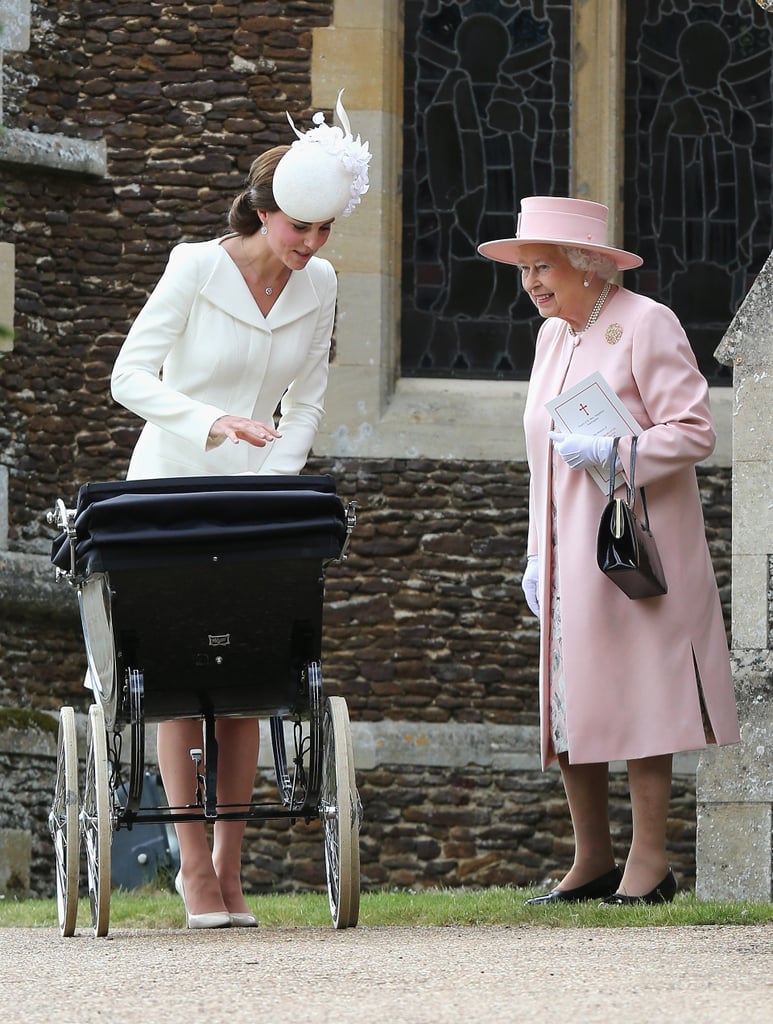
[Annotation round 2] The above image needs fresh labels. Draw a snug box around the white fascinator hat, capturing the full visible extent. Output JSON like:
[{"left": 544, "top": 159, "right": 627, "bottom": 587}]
[{"left": 273, "top": 90, "right": 372, "bottom": 223}]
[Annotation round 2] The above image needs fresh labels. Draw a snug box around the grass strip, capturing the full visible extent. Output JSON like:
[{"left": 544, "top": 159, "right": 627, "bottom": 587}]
[{"left": 1, "top": 886, "right": 771, "bottom": 931}]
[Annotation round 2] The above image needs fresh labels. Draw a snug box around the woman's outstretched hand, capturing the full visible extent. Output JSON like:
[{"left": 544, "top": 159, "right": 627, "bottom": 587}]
[{"left": 209, "top": 415, "right": 282, "bottom": 448}]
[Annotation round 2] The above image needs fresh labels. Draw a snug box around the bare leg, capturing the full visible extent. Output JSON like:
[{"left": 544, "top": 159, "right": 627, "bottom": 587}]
[
  {"left": 156, "top": 719, "right": 227, "bottom": 916},
  {"left": 555, "top": 753, "right": 617, "bottom": 889},
  {"left": 212, "top": 717, "right": 260, "bottom": 915},
  {"left": 618, "top": 753, "right": 672, "bottom": 895}
]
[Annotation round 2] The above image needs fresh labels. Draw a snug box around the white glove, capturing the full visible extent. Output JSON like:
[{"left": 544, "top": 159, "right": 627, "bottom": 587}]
[
  {"left": 549, "top": 431, "right": 615, "bottom": 471},
  {"left": 522, "top": 555, "right": 540, "bottom": 619}
]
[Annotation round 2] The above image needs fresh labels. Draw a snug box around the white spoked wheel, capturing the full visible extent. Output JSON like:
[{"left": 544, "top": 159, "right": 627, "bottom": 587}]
[
  {"left": 49, "top": 707, "right": 80, "bottom": 937},
  {"left": 321, "top": 696, "right": 360, "bottom": 929},
  {"left": 82, "top": 702, "right": 112, "bottom": 937}
]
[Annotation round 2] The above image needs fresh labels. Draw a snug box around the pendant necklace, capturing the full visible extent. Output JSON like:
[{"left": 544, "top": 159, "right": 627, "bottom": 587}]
[
  {"left": 261, "top": 270, "right": 287, "bottom": 297},
  {"left": 264, "top": 274, "right": 287, "bottom": 297},
  {"left": 568, "top": 281, "right": 612, "bottom": 337},
  {"left": 240, "top": 236, "right": 281, "bottom": 296}
]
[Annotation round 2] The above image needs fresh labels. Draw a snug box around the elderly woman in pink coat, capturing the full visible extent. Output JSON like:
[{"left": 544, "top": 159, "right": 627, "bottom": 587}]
[{"left": 478, "top": 197, "right": 739, "bottom": 905}]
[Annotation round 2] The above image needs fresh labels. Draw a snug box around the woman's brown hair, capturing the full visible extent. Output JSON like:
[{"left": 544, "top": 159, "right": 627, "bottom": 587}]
[{"left": 228, "top": 145, "right": 291, "bottom": 236}]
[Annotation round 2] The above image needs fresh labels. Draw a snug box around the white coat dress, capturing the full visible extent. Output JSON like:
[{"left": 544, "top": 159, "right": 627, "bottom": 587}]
[{"left": 111, "top": 236, "right": 337, "bottom": 479}]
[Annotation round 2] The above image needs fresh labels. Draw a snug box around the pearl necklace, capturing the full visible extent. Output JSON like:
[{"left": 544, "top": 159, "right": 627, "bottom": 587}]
[{"left": 568, "top": 282, "right": 612, "bottom": 337}]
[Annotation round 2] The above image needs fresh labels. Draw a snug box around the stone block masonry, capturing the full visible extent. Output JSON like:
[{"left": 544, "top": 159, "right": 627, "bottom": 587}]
[
  {"left": 697, "top": 250, "right": 773, "bottom": 902},
  {"left": 0, "top": 709, "right": 57, "bottom": 897}
]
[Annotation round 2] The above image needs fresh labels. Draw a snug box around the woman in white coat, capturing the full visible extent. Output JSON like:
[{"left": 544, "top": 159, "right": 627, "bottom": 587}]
[
  {"left": 111, "top": 93, "right": 370, "bottom": 928},
  {"left": 478, "top": 197, "right": 739, "bottom": 906}
]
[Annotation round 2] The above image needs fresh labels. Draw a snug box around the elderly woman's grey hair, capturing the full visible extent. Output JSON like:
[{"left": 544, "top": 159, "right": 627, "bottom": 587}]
[{"left": 561, "top": 246, "right": 618, "bottom": 281}]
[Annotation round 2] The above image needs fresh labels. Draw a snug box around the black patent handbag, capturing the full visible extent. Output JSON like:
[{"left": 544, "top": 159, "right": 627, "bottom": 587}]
[{"left": 596, "top": 436, "right": 668, "bottom": 599}]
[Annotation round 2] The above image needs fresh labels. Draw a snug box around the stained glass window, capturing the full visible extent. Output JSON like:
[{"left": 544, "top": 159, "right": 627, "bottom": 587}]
[
  {"left": 623, "top": 1, "right": 773, "bottom": 385},
  {"left": 401, "top": 0, "right": 572, "bottom": 379}
]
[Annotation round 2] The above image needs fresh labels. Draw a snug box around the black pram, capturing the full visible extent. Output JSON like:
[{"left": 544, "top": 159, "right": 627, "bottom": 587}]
[{"left": 47, "top": 475, "right": 360, "bottom": 936}]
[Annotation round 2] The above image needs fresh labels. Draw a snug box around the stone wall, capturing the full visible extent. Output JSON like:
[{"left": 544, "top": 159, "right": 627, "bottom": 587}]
[
  {"left": 697, "top": 250, "right": 773, "bottom": 902},
  {"left": 0, "top": 710, "right": 58, "bottom": 896}
]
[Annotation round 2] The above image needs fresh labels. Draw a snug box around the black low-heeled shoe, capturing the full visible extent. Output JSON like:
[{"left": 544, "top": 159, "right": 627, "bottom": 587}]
[
  {"left": 524, "top": 865, "right": 623, "bottom": 906},
  {"left": 598, "top": 869, "right": 678, "bottom": 906}
]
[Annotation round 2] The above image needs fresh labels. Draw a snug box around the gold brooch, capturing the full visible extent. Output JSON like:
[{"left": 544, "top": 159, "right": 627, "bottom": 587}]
[{"left": 605, "top": 323, "right": 623, "bottom": 345}]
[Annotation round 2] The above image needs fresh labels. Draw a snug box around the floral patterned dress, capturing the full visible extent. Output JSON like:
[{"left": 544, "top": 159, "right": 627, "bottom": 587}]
[{"left": 549, "top": 489, "right": 569, "bottom": 755}]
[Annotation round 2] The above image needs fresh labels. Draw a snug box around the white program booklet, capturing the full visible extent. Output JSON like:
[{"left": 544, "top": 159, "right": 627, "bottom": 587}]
[{"left": 545, "top": 371, "right": 642, "bottom": 492}]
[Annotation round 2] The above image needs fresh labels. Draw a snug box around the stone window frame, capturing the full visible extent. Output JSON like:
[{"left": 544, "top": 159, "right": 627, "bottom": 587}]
[{"left": 310, "top": 0, "right": 731, "bottom": 466}]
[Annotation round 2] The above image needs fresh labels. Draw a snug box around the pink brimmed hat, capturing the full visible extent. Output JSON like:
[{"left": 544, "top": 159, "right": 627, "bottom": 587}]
[{"left": 477, "top": 196, "right": 642, "bottom": 270}]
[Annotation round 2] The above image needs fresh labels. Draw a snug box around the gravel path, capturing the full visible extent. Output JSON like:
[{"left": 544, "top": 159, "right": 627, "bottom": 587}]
[{"left": 2, "top": 924, "right": 771, "bottom": 1023}]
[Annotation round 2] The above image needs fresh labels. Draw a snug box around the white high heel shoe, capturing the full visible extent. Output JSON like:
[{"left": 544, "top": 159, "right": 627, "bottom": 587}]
[
  {"left": 174, "top": 871, "right": 231, "bottom": 930},
  {"left": 229, "top": 911, "right": 259, "bottom": 928}
]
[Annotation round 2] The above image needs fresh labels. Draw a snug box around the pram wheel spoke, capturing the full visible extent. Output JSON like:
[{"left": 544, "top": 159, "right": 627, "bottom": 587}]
[
  {"left": 321, "top": 696, "right": 360, "bottom": 929},
  {"left": 82, "top": 702, "right": 112, "bottom": 937},
  {"left": 49, "top": 706, "right": 80, "bottom": 937}
]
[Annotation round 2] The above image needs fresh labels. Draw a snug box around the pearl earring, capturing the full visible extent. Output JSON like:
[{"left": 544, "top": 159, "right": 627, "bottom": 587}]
[{"left": 583, "top": 279, "right": 590, "bottom": 288}]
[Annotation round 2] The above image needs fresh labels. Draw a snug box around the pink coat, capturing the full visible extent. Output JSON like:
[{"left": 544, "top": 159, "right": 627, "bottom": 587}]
[{"left": 523, "top": 287, "right": 739, "bottom": 768}]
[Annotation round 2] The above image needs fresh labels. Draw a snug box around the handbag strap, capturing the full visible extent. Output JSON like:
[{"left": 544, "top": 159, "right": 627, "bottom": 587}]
[
  {"left": 628, "top": 434, "right": 637, "bottom": 493},
  {"left": 607, "top": 437, "right": 620, "bottom": 501},
  {"left": 609, "top": 435, "right": 652, "bottom": 532}
]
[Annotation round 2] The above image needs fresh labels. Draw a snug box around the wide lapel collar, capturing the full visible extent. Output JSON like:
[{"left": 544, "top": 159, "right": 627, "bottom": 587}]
[
  {"left": 200, "top": 244, "right": 267, "bottom": 329},
  {"left": 266, "top": 264, "right": 320, "bottom": 328},
  {"left": 200, "top": 243, "right": 321, "bottom": 331}
]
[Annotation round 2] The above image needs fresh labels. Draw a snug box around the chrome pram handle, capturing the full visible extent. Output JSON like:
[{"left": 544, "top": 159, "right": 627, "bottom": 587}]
[
  {"left": 338, "top": 500, "right": 357, "bottom": 562},
  {"left": 46, "top": 498, "right": 78, "bottom": 584}
]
